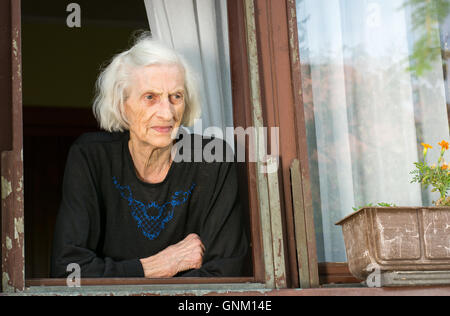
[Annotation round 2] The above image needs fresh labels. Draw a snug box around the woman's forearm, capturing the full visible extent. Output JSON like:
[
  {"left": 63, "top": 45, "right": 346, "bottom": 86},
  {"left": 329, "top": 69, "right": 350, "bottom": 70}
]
[
  {"left": 140, "top": 233, "right": 204, "bottom": 278},
  {"left": 139, "top": 253, "right": 176, "bottom": 278}
]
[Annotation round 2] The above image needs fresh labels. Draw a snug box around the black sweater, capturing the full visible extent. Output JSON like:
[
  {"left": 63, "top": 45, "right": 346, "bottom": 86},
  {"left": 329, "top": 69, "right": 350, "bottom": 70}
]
[{"left": 50, "top": 131, "right": 248, "bottom": 278}]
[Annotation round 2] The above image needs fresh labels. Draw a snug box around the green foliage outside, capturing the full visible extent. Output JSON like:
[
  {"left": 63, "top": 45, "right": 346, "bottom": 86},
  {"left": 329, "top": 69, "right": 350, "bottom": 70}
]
[
  {"left": 411, "top": 141, "right": 450, "bottom": 206},
  {"left": 402, "top": 0, "right": 450, "bottom": 76}
]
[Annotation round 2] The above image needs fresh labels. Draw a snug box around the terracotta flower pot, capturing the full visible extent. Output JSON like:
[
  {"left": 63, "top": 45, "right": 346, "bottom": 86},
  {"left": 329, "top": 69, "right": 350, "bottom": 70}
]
[{"left": 336, "top": 207, "right": 450, "bottom": 286}]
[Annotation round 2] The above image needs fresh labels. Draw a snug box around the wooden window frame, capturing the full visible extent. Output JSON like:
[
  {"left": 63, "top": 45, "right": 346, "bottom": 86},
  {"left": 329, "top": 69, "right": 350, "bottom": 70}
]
[
  {"left": 3, "top": 0, "right": 450, "bottom": 296},
  {"left": 1, "top": 0, "right": 24, "bottom": 294},
  {"left": 1, "top": 0, "right": 320, "bottom": 294},
  {"left": 284, "top": 0, "right": 450, "bottom": 290}
]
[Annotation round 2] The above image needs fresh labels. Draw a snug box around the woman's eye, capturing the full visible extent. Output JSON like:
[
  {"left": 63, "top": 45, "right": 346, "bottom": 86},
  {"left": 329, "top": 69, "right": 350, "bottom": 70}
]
[
  {"left": 170, "top": 93, "right": 184, "bottom": 104},
  {"left": 145, "top": 94, "right": 158, "bottom": 104}
]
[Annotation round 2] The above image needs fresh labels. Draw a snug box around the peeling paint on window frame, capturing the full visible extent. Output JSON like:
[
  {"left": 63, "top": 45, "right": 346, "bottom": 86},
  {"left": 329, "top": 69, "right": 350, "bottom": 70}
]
[{"left": 0, "top": 0, "right": 292, "bottom": 296}]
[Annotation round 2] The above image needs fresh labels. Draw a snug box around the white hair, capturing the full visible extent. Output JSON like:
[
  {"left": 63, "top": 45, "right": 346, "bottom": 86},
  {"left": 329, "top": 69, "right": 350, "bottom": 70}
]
[{"left": 93, "top": 36, "right": 201, "bottom": 132}]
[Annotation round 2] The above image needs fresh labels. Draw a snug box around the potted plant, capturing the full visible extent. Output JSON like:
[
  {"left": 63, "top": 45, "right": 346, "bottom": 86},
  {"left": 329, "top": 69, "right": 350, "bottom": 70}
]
[{"left": 336, "top": 141, "right": 450, "bottom": 287}]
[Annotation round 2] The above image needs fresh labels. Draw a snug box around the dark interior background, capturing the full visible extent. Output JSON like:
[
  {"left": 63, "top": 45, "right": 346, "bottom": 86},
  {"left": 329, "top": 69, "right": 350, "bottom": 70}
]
[
  {"left": 22, "top": 0, "right": 253, "bottom": 279},
  {"left": 22, "top": 0, "right": 149, "bottom": 278}
]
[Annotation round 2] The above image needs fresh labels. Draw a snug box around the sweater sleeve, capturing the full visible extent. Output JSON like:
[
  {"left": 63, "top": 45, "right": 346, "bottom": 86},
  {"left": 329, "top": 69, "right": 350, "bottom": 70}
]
[
  {"left": 50, "top": 143, "right": 144, "bottom": 278},
  {"left": 180, "top": 160, "right": 249, "bottom": 277}
]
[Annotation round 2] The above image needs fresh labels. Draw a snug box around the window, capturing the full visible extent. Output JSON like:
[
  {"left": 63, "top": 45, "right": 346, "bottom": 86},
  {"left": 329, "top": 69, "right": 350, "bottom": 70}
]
[
  {"left": 4, "top": 0, "right": 449, "bottom": 296},
  {"left": 20, "top": 0, "right": 257, "bottom": 286},
  {"left": 3, "top": 0, "right": 305, "bottom": 293},
  {"left": 295, "top": 0, "right": 450, "bottom": 264},
  {"left": 22, "top": 0, "right": 150, "bottom": 281}
]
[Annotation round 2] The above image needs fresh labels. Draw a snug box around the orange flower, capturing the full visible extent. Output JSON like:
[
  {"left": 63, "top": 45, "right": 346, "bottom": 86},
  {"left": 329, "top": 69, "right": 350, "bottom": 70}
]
[
  {"left": 438, "top": 140, "right": 449, "bottom": 151},
  {"left": 421, "top": 143, "right": 433, "bottom": 158},
  {"left": 442, "top": 163, "right": 449, "bottom": 170}
]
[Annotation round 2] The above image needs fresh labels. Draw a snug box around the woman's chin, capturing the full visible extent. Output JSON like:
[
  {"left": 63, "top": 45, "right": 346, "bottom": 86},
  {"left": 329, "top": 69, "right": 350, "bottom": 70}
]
[{"left": 146, "top": 135, "right": 174, "bottom": 149}]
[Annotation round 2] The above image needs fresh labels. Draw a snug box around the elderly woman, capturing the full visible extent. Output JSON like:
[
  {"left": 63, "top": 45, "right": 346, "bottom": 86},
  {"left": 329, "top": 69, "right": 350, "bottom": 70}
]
[{"left": 50, "top": 37, "right": 248, "bottom": 278}]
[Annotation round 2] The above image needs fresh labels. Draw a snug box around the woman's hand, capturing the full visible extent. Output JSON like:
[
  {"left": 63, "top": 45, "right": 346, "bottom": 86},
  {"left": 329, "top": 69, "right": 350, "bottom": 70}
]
[{"left": 139, "top": 233, "right": 205, "bottom": 278}]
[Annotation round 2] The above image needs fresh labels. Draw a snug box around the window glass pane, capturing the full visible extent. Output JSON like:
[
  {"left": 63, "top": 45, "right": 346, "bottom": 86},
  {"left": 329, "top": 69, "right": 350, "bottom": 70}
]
[
  {"left": 296, "top": 0, "right": 450, "bottom": 262},
  {"left": 441, "top": 8, "right": 450, "bottom": 123}
]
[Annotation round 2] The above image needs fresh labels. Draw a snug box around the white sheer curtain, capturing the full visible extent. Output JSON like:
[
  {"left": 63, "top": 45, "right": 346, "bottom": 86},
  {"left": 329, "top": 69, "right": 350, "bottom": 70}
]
[
  {"left": 296, "top": 0, "right": 450, "bottom": 262},
  {"left": 144, "top": 0, "right": 234, "bottom": 133}
]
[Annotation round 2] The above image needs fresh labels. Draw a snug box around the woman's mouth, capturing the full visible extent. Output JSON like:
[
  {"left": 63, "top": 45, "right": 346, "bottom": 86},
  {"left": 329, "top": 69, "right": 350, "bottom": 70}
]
[{"left": 152, "top": 126, "right": 173, "bottom": 134}]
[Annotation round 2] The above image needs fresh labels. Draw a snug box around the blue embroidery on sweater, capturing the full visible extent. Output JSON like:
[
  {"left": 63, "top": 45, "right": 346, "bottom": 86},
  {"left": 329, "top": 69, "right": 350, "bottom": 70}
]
[{"left": 112, "top": 177, "right": 196, "bottom": 240}]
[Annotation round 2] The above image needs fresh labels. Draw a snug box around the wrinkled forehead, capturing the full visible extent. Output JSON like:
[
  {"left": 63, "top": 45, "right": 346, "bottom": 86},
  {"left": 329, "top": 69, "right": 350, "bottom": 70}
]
[{"left": 129, "top": 63, "right": 186, "bottom": 94}]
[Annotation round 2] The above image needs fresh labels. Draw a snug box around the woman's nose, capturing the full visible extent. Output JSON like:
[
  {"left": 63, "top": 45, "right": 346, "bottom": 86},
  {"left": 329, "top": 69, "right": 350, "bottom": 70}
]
[{"left": 156, "top": 99, "right": 175, "bottom": 120}]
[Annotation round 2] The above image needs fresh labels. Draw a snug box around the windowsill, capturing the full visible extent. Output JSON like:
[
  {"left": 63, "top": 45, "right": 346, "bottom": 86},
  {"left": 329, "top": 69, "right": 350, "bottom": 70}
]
[
  {"left": 20, "top": 278, "right": 267, "bottom": 296},
  {"left": 25, "top": 277, "right": 256, "bottom": 287},
  {"left": 6, "top": 283, "right": 450, "bottom": 296}
]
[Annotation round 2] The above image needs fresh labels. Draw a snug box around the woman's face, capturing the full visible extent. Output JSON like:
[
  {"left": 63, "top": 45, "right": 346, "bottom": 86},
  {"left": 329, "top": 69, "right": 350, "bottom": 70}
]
[{"left": 124, "top": 64, "right": 186, "bottom": 149}]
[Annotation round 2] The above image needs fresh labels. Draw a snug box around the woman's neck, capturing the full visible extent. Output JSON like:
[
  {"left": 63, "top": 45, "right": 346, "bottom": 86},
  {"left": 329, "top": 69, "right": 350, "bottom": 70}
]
[{"left": 128, "top": 137, "right": 173, "bottom": 184}]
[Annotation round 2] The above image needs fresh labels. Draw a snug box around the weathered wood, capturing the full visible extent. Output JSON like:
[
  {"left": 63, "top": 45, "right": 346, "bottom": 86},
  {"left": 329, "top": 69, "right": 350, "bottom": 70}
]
[
  {"left": 11, "top": 284, "right": 450, "bottom": 296},
  {"left": 0, "top": 0, "right": 12, "bottom": 154},
  {"left": 253, "top": 0, "right": 299, "bottom": 288},
  {"left": 290, "top": 159, "right": 310, "bottom": 288},
  {"left": 227, "top": 0, "right": 266, "bottom": 283},
  {"left": 242, "top": 0, "right": 287, "bottom": 289},
  {"left": 252, "top": 0, "right": 321, "bottom": 289},
  {"left": 266, "top": 158, "right": 287, "bottom": 289},
  {"left": 26, "top": 277, "right": 256, "bottom": 287},
  {"left": 243, "top": 0, "right": 275, "bottom": 289},
  {"left": 285, "top": 0, "right": 320, "bottom": 288},
  {"left": 1, "top": 0, "right": 25, "bottom": 293},
  {"left": 318, "top": 262, "right": 361, "bottom": 285}
]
